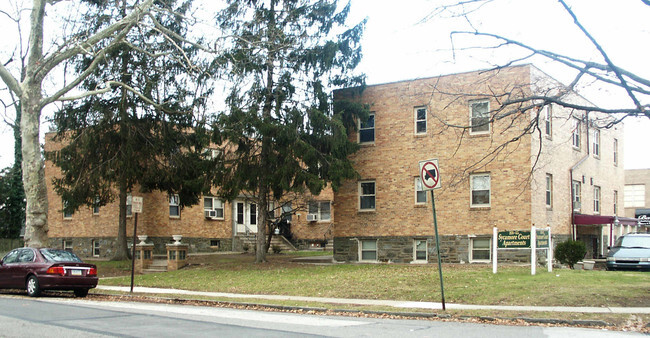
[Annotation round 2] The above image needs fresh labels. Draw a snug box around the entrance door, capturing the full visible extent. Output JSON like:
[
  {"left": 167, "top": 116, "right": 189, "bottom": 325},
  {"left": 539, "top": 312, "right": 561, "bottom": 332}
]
[{"left": 235, "top": 200, "right": 257, "bottom": 234}]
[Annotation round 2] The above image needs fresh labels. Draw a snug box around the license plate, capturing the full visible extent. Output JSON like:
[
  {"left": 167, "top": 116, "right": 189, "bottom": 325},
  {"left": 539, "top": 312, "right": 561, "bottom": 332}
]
[{"left": 70, "top": 269, "right": 82, "bottom": 276}]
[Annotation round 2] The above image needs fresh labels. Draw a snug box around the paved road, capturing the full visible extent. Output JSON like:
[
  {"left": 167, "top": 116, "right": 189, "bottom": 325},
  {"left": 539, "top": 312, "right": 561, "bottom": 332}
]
[{"left": 0, "top": 295, "right": 644, "bottom": 337}]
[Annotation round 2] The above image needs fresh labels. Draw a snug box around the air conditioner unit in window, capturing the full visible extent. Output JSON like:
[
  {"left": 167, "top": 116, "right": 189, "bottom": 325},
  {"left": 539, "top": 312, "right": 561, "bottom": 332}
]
[
  {"left": 205, "top": 210, "right": 217, "bottom": 219},
  {"left": 306, "top": 214, "right": 318, "bottom": 222},
  {"left": 573, "top": 201, "right": 581, "bottom": 212}
]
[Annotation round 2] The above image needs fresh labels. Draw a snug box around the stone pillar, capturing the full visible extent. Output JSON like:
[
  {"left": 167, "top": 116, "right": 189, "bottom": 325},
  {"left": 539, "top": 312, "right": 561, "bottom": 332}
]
[
  {"left": 166, "top": 236, "right": 188, "bottom": 271},
  {"left": 135, "top": 244, "right": 154, "bottom": 274}
]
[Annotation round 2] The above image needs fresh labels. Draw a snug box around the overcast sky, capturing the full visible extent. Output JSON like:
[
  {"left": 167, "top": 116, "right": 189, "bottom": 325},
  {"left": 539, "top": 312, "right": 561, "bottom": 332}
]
[{"left": 0, "top": 0, "right": 648, "bottom": 169}]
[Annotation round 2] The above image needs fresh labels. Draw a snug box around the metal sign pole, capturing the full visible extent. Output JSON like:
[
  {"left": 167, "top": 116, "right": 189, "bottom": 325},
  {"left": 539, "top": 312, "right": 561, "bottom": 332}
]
[
  {"left": 130, "top": 213, "right": 138, "bottom": 293},
  {"left": 431, "top": 190, "right": 446, "bottom": 310}
]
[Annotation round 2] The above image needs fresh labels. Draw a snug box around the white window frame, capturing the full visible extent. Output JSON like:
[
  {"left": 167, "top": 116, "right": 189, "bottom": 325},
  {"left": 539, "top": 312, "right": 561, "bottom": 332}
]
[
  {"left": 545, "top": 174, "right": 553, "bottom": 208},
  {"left": 308, "top": 201, "right": 332, "bottom": 222},
  {"left": 413, "top": 239, "right": 428, "bottom": 262},
  {"left": 92, "top": 240, "right": 100, "bottom": 257},
  {"left": 542, "top": 105, "right": 552, "bottom": 138},
  {"left": 614, "top": 190, "right": 618, "bottom": 215},
  {"left": 203, "top": 196, "right": 225, "bottom": 220},
  {"left": 414, "top": 106, "right": 427, "bottom": 135},
  {"left": 92, "top": 196, "right": 100, "bottom": 215},
  {"left": 281, "top": 202, "right": 292, "bottom": 222},
  {"left": 359, "top": 180, "right": 376, "bottom": 211},
  {"left": 249, "top": 203, "right": 257, "bottom": 225},
  {"left": 613, "top": 138, "right": 618, "bottom": 166},
  {"left": 469, "top": 99, "right": 490, "bottom": 135},
  {"left": 594, "top": 185, "right": 601, "bottom": 214},
  {"left": 572, "top": 118, "right": 581, "bottom": 149},
  {"left": 414, "top": 177, "right": 427, "bottom": 204},
  {"left": 359, "top": 239, "right": 377, "bottom": 262},
  {"left": 572, "top": 180, "right": 582, "bottom": 211},
  {"left": 204, "top": 147, "right": 221, "bottom": 160},
  {"left": 126, "top": 194, "right": 133, "bottom": 217},
  {"left": 62, "top": 199, "right": 73, "bottom": 219},
  {"left": 592, "top": 128, "right": 600, "bottom": 157},
  {"left": 169, "top": 194, "right": 180, "bottom": 218},
  {"left": 358, "top": 113, "right": 375, "bottom": 144},
  {"left": 470, "top": 173, "right": 491, "bottom": 207},
  {"left": 470, "top": 237, "right": 491, "bottom": 262},
  {"left": 63, "top": 240, "right": 73, "bottom": 252}
]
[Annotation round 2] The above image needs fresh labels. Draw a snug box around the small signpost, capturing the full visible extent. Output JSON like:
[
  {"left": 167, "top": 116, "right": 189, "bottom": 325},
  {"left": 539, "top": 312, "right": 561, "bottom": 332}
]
[
  {"left": 418, "top": 159, "right": 445, "bottom": 310},
  {"left": 492, "top": 226, "right": 552, "bottom": 275},
  {"left": 130, "top": 196, "right": 143, "bottom": 293}
]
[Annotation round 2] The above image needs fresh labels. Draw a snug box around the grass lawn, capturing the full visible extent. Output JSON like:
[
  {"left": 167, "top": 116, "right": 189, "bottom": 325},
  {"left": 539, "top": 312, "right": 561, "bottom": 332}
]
[{"left": 96, "top": 252, "right": 650, "bottom": 307}]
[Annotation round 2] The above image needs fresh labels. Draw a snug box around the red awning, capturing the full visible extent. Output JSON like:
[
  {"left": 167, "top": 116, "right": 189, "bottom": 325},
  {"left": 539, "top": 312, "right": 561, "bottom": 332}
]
[{"left": 573, "top": 213, "right": 638, "bottom": 226}]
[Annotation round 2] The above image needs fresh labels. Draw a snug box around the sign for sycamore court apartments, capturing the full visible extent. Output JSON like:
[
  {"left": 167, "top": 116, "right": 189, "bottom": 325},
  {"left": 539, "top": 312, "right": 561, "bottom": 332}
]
[{"left": 497, "top": 229, "right": 550, "bottom": 249}]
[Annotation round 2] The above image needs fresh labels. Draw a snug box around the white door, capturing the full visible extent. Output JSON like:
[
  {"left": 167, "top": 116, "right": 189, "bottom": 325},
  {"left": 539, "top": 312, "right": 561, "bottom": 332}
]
[{"left": 235, "top": 201, "right": 257, "bottom": 234}]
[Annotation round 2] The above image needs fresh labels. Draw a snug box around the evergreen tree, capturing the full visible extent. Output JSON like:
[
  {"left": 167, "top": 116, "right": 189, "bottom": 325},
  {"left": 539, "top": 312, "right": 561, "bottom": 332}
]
[
  {"left": 0, "top": 104, "right": 26, "bottom": 239},
  {"left": 47, "top": 0, "right": 213, "bottom": 260},
  {"left": 214, "top": 0, "right": 368, "bottom": 262}
]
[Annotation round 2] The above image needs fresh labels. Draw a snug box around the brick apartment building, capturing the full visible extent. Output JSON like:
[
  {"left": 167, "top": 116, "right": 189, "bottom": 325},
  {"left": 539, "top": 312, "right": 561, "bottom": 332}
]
[
  {"left": 44, "top": 134, "right": 335, "bottom": 258},
  {"left": 331, "top": 64, "right": 631, "bottom": 263},
  {"left": 44, "top": 64, "right": 637, "bottom": 262}
]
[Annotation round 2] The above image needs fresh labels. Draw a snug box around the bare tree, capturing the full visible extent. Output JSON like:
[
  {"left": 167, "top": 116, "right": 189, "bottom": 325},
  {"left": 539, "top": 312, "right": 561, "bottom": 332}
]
[
  {"left": 427, "top": 0, "right": 649, "bottom": 125},
  {"left": 0, "top": 0, "right": 206, "bottom": 247}
]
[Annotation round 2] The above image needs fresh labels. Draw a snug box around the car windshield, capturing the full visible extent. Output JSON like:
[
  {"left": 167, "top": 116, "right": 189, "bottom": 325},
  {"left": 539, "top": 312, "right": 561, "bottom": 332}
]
[
  {"left": 613, "top": 236, "right": 650, "bottom": 249},
  {"left": 40, "top": 249, "right": 83, "bottom": 263}
]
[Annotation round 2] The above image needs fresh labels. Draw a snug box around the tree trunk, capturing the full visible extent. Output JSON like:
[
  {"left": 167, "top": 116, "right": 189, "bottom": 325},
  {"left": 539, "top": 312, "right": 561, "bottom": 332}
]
[
  {"left": 112, "top": 182, "right": 129, "bottom": 260},
  {"left": 21, "top": 94, "right": 48, "bottom": 248}
]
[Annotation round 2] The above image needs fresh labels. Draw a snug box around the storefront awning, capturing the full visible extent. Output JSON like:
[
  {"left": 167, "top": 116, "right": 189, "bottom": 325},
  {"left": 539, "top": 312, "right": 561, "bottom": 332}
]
[{"left": 573, "top": 213, "right": 638, "bottom": 226}]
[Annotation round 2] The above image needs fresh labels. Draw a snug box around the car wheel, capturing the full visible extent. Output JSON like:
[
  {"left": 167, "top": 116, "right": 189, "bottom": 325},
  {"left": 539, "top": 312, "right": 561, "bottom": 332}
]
[
  {"left": 26, "top": 275, "right": 41, "bottom": 297},
  {"left": 74, "top": 289, "right": 89, "bottom": 298}
]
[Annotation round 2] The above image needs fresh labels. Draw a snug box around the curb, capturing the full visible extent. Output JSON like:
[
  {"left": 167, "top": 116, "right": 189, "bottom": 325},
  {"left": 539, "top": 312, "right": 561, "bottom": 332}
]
[{"left": 91, "top": 292, "right": 613, "bottom": 328}]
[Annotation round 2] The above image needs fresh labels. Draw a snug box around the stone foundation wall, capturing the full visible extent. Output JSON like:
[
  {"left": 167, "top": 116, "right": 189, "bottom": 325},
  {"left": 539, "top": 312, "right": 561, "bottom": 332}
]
[
  {"left": 49, "top": 237, "right": 232, "bottom": 258},
  {"left": 334, "top": 234, "right": 570, "bottom": 264}
]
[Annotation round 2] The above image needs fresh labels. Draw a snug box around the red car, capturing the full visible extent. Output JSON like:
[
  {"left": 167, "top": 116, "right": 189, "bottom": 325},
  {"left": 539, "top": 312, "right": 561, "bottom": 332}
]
[{"left": 0, "top": 247, "right": 98, "bottom": 297}]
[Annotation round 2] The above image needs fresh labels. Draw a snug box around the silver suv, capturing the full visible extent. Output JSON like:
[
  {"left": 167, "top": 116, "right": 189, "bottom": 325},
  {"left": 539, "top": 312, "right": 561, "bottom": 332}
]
[{"left": 606, "top": 233, "right": 650, "bottom": 271}]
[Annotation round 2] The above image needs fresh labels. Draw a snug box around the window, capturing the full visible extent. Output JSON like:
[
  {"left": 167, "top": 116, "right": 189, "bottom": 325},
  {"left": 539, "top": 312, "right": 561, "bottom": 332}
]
[
  {"left": 594, "top": 186, "right": 601, "bottom": 214},
  {"left": 281, "top": 202, "right": 292, "bottom": 222},
  {"left": 414, "top": 177, "right": 427, "bottom": 204},
  {"left": 203, "top": 148, "right": 221, "bottom": 160},
  {"left": 414, "top": 239, "right": 427, "bottom": 262},
  {"left": 236, "top": 203, "right": 245, "bottom": 224},
  {"left": 624, "top": 184, "right": 645, "bottom": 208},
  {"left": 359, "top": 181, "right": 376, "bottom": 210},
  {"left": 414, "top": 107, "right": 427, "bottom": 134},
  {"left": 203, "top": 197, "right": 225, "bottom": 219},
  {"left": 542, "top": 105, "right": 552, "bottom": 137},
  {"left": 470, "top": 237, "right": 491, "bottom": 262},
  {"left": 169, "top": 194, "right": 180, "bottom": 217},
  {"left": 63, "top": 240, "right": 73, "bottom": 252},
  {"left": 572, "top": 180, "right": 582, "bottom": 211},
  {"left": 470, "top": 174, "right": 490, "bottom": 207},
  {"left": 249, "top": 203, "right": 257, "bottom": 225},
  {"left": 210, "top": 239, "right": 220, "bottom": 247},
  {"left": 359, "top": 113, "right": 375, "bottom": 144},
  {"left": 613, "top": 190, "right": 618, "bottom": 215},
  {"left": 545, "top": 174, "right": 553, "bottom": 208},
  {"left": 360, "top": 240, "right": 377, "bottom": 261},
  {"left": 62, "top": 199, "right": 73, "bottom": 219},
  {"left": 613, "top": 138, "right": 618, "bottom": 166},
  {"left": 92, "top": 196, "right": 100, "bottom": 215},
  {"left": 592, "top": 129, "right": 600, "bottom": 157},
  {"left": 308, "top": 201, "right": 331, "bottom": 221},
  {"left": 126, "top": 194, "right": 133, "bottom": 217},
  {"left": 572, "top": 118, "right": 581, "bottom": 149},
  {"left": 92, "top": 240, "right": 100, "bottom": 257},
  {"left": 470, "top": 100, "right": 490, "bottom": 134}
]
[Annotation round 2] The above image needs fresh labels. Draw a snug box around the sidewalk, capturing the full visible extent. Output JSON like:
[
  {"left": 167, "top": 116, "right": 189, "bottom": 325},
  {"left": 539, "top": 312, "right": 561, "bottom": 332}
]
[{"left": 95, "top": 285, "right": 650, "bottom": 314}]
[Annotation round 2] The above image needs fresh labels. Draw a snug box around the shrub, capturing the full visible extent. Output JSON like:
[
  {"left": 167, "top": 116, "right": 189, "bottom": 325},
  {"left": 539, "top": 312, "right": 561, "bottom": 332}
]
[
  {"left": 272, "top": 245, "right": 282, "bottom": 254},
  {"left": 554, "top": 240, "right": 586, "bottom": 269},
  {"left": 242, "top": 243, "right": 250, "bottom": 252}
]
